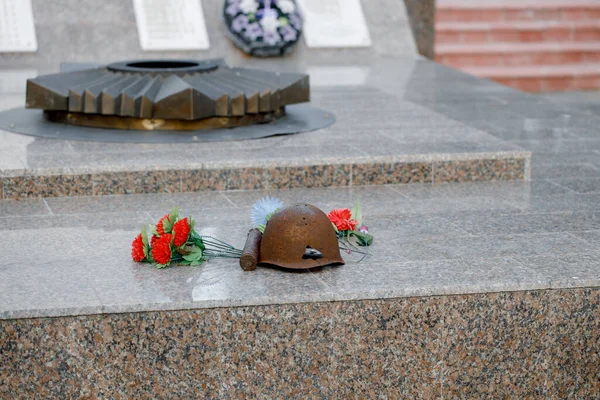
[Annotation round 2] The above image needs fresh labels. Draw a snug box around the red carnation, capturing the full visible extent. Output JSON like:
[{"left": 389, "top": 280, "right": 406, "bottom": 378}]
[
  {"left": 173, "top": 218, "right": 191, "bottom": 247},
  {"left": 328, "top": 208, "right": 358, "bottom": 231},
  {"left": 131, "top": 234, "right": 146, "bottom": 262},
  {"left": 156, "top": 214, "right": 170, "bottom": 235},
  {"left": 151, "top": 234, "right": 173, "bottom": 265}
]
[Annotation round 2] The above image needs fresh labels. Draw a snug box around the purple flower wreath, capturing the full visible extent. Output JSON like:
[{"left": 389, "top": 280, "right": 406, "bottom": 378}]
[{"left": 224, "top": 0, "right": 303, "bottom": 57}]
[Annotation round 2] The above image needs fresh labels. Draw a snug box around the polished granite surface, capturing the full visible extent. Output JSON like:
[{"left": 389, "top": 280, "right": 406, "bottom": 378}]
[
  {"left": 1, "top": 179, "right": 599, "bottom": 319},
  {"left": 0, "top": 59, "right": 527, "bottom": 177},
  {"left": 1, "top": 59, "right": 599, "bottom": 319}
]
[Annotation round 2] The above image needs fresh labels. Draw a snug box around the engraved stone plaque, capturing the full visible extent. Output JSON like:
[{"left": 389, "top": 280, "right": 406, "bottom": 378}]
[
  {"left": 0, "top": 0, "right": 37, "bottom": 52},
  {"left": 133, "top": 0, "right": 210, "bottom": 51},
  {"left": 297, "top": 0, "right": 371, "bottom": 48}
]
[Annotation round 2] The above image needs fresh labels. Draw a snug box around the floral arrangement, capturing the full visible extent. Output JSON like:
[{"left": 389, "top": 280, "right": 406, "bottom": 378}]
[
  {"left": 328, "top": 199, "right": 373, "bottom": 247},
  {"left": 131, "top": 208, "right": 242, "bottom": 269},
  {"left": 224, "top": 0, "right": 303, "bottom": 56}
]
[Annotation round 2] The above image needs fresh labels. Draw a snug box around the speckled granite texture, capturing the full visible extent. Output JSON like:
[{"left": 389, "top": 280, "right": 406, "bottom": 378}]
[
  {"left": 1, "top": 288, "right": 597, "bottom": 398},
  {"left": 403, "top": 0, "right": 435, "bottom": 59},
  {"left": 0, "top": 156, "right": 527, "bottom": 200}
]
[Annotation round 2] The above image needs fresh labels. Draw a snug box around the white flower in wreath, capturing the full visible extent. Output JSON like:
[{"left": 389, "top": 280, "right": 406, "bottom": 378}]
[
  {"left": 277, "top": 0, "right": 296, "bottom": 13},
  {"left": 239, "top": 0, "right": 259, "bottom": 14},
  {"left": 260, "top": 11, "right": 281, "bottom": 33}
]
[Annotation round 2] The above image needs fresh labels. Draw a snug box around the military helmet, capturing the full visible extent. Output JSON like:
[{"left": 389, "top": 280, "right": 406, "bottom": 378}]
[{"left": 259, "top": 204, "right": 344, "bottom": 269}]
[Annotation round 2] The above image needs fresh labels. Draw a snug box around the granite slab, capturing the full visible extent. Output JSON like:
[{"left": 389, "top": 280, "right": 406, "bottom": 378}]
[
  {"left": 0, "top": 181, "right": 599, "bottom": 320},
  {"left": 1, "top": 288, "right": 598, "bottom": 398},
  {"left": 0, "top": 59, "right": 531, "bottom": 199}
]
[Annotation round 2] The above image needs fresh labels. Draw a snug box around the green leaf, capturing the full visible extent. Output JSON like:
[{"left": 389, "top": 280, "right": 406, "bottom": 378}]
[
  {"left": 151, "top": 225, "right": 159, "bottom": 236},
  {"left": 257, "top": 224, "right": 266, "bottom": 234},
  {"left": 183, "top": 246, "right": 203, "bottom": 261},
  {"left": 192, "top": 236, "right": 205, "bottom": 251},
  {"left": 169, "top": 207, "right": 180, "bottom": 224},
  {"left": 141, "top": 226, "right": 150, "bottom": 258},
  {"left": 331, "top": 222, "right": 339, "bottom": 233},
  {"left": 351, "top": 198, "right": 363, "bottom": 226},
  {"left": 352, "top": 231, "right": 373, "bottom": 246},
  {"left": 190, "top": 260, "right": 203, "bottom": 266},
  {"left": 155, "top": 263, "right": 168, "bottom": 269},
  {"left": 162, "top": 217, "right": 173, "bottom": 233}
]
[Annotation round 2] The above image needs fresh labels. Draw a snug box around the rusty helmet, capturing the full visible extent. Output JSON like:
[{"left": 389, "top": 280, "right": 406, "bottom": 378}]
[{"left": 259, "top": 204, "right": 345, "bottom": 270}]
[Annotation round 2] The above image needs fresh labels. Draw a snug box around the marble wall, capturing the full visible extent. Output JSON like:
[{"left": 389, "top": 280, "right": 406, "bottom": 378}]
[
  {"left": 0, "top": 0, "right": 417, "bottom": 72},
  {"left": 1, "top": 288, "right": 598, "bottom": 398}
]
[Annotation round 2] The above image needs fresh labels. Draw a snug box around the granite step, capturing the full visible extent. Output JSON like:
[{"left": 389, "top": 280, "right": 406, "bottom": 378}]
[
  {"left": 0, "top": 66, "right": 531, "bottom": 200},
  {"left": 1, "top": 181, "right": 598, "bottom": 397}
]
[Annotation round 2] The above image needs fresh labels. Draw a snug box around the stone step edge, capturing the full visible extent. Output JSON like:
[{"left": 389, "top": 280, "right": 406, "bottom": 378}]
[{"left": 0, "top": 153, "right": 531, "bottom": 200}]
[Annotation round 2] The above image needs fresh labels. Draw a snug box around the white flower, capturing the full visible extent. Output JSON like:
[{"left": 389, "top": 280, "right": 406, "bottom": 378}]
[
  {"left": 251, "top": 196, "right": 284, "bottom": 227},
  {"left": 239, "top": 0, "right": 259, "bottom": 14},
  {"left": 277, "top": 0, "right": 296, "bottom": 13},
  {"left": 260, "top": 12, "right": 281, "bottom": 33}
]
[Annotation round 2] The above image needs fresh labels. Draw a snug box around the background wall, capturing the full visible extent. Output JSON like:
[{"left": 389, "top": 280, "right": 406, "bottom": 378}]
[{"left": 0, "top": 0, "right": 431, "bottom": 72}]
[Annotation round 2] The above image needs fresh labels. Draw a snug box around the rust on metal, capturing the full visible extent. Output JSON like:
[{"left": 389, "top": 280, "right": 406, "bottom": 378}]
[
  {"left": 26, "top": 59, "right": 310, "bottom": 131},
  {"left": 259, "top": 204, "right": 344, "bottom": 270}
]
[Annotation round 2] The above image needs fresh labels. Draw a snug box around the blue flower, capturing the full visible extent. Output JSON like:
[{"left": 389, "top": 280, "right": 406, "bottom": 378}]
[
  {"left": 263, "top": 30, "right": 282, "bottom": 45},
  {"left": 226, "top": 2, "right": 240, "bottom": 16},
  {"left": 279, "top": 24, "right": 297, "bottom": 42},
  {"left": 251, "top": 196, "right": 284, "bottom": 226},
  {"left": 288, "top": 13, "right": 302, "bottom": 30},
  {"left": 245, "top": 22, "right": 263, "bottom": 40},
  {"left": 232, "top": 15, "right": 249, "bottom": 32}
]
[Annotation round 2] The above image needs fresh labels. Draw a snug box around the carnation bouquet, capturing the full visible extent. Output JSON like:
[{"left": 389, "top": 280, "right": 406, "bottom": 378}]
[
  {"left": 131, "top": 208, "right": 242, "bottom": 269},
  {"left": 327, "top": 199, "right": 373, "bottom": 247}
]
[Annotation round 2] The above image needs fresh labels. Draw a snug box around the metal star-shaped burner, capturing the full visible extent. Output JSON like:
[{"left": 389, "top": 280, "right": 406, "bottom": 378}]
[{"left": 26, "top": 59, "right": 309, "bottom": 131}]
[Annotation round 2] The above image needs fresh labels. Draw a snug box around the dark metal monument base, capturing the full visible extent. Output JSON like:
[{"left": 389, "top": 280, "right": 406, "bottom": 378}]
[
  {"left": 0, "top": 105, "right": 334, "bottom": 143},
  {"left": 44, "top": 107, "right": 286, "bottom": 131}
]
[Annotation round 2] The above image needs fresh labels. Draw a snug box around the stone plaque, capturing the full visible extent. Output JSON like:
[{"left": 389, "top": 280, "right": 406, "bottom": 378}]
[
  {"left": 133, "top": 0, "right": 210, "bottom": 51},
  {"left": 297, "top": 0, "right": 371, "bottom": 48},
  {"left": 0, "top": 0, "right": 37, "bottom": 52}
]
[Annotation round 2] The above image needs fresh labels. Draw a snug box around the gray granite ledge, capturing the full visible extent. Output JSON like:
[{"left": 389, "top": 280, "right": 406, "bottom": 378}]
[
  {"left": 3, "top": 277, "right": 599, "bottom": 321},
  {"left": 1, "top": 181, "right": 598, "bottom": 320},
  {"left": 0, "top": 151, "right": 531, "bottom": 178}
]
